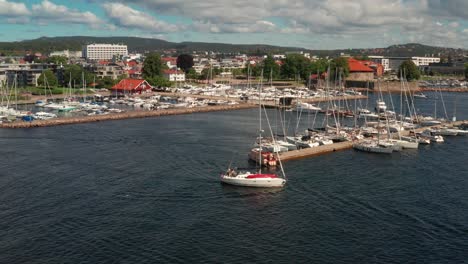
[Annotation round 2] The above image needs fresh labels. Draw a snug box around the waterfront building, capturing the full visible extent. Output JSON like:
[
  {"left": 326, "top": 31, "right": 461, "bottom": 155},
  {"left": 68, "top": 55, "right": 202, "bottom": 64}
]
[
  {"left": 111, "top": 78, "right": 151, "bottom": 94},
  {"left": 0, "top": 63, "right": 59, "bottom": 87},
  {"left": 163, "top": 70, "right": 186, "bottom": 82},
  {"left": 82, "top": 44, "right": 128, "bottom": 60},
  {"left": 347, "top": 58, "right": 378, "bottom": 81}
]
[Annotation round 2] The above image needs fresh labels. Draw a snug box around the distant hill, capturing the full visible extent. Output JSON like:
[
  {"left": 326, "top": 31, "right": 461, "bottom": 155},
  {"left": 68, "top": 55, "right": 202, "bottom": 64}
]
[
  {"left": 310, "top": 43, "right": 467, "bottom": 58},
  {"left": 0, "top": 36, "right": 302, "bottom": 55},
  {"left": 0, "top": 37, "right": 466, "bottom": 58}
]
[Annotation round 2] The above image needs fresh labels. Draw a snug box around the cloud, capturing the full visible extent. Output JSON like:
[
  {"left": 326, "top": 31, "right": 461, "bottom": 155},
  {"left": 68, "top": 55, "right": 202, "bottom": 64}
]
[
  {"left": 193, "top": 20, "right": 277, "bottom": 33},
  {"left": 31, "top": 0, "right": 103, "bottom": 28},
  {"left": 0, "top": 0, "right": 30, "bottom": 16},
  {"left": 102, "top": 2, "right": 181, "bottom": 33}
]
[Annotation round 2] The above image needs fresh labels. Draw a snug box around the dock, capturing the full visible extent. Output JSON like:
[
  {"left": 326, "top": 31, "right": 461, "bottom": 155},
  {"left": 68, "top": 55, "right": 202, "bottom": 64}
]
[
  {"left": 277, "top": 120, "right": 468, "bottom": 162},
  {"left": 278, "top": 141, "right": 354, "bottom": 161}
]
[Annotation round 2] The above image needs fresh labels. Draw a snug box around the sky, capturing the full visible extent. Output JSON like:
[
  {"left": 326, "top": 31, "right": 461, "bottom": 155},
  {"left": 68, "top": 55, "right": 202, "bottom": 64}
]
[{"left": 0, "top": 0, "right": 467, "bottom": 49}]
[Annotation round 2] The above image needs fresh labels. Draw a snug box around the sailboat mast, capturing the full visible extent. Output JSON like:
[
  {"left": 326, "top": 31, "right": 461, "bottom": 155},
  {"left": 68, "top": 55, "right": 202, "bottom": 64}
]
[{"left": 258, "top": 70, "right": 263, "bottom": 173}]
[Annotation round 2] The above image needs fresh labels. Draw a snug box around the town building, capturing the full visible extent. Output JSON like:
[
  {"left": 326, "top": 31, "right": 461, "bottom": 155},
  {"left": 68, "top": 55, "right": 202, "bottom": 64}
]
[
  {"left": 422, "top": 62, "right": 466, "bottom": 75},
  {"left": 82, "top": 44, "right": 128, "bottom": 60},
  {"left": 0, "top": 63, "right": 59, "bottom": 87},
  {"left": 163, "top": 70, "right": 186, "bottom": 82},
  {"left": 369, "top": 56, "right": 440, "bottom": 72},
  {"left": 88, "top": 62, "right": 125, "bottom": 80},
  {"left": 49, "top": 50, "right": 83, "bottom": 58},
  {"left": 347, "top": 58, "right": 375, "bottom": 81},
  {"left": 111, "top": 78, "right": 152, "bottom": 94},
  {"left": 369, "top": 56, "right": 391, "bottom": 72},
  {"left": 162, "top": 57, "right": 177, "bottom": 69}
]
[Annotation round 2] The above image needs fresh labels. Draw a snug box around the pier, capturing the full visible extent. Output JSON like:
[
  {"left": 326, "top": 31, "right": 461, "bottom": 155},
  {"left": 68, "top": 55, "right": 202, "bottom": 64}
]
[
  {"left": 0, "top": 104, "right": 256, "bottom": 128},
  {"left": 278, "top": 141, "right": 354, "bottom": 161},
  {"left": 276, "top": 120, "right": 468, "bottom": 162}
]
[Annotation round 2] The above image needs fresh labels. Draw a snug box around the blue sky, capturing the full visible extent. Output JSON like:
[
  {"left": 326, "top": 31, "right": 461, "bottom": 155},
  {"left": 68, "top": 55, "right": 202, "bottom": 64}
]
[{"left": 1, "top": 0, "right": 467, "bottom": 49}]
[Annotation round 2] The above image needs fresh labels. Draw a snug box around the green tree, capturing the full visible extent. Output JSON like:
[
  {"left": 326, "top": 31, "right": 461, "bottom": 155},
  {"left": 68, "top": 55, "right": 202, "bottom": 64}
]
[
  {"left": 142, "top": 53, "right": 166, "bottom": 78},
  {"left": 399, "top": 60, "right": 421, "bottom": 81},
  {"left": 176, "top": 54, "right": 194, "bottom": 73},
  {"left": 262, "top": 55, "right": 280, "bottom": 80},
  {"left": 63, "top": 64, "right": 96, "bottom": 87},
  {"left": 37, "top": 69, "right": 58, "bottom": 87},
  {"left": 186, "top": 68, "right": 199, "bottom": 80},
  {"left": 354, "top": 55, "right": 370, "bottom": 61},
  {"left": 147, "top": 76, "right": 172, "bottom": 87},
  {"left": 310, "top": 58, "right": 329, "bottom": 75},
  {"left": 280, "top": 54, "right": 314, "bottom": 80},
  {"left": 46, "top": 55, "right": 68, "bottom": 64},
  {"left": 465, "top": 63, "right": 468, "bottom": 79},
  {"left": 97, "top": 76, "right": 116, "bottom": 88},
  {"left": 329, "top": 57, "right": 350, "bottom": 80},
  {"left": 242, "top": 63, "right": 261, "bottom": 77}
]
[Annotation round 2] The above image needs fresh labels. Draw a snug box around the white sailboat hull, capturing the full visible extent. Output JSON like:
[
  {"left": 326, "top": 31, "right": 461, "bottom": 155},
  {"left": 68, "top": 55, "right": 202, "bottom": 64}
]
[
  {"left": 221, "top": 175, "right": 286, "bottom": 188},
  {"left": 353, "top": 143, "right": 393, "bottom": 154},
  {"left": 390, "top": 139, "right": 419, "bottom": 149}
]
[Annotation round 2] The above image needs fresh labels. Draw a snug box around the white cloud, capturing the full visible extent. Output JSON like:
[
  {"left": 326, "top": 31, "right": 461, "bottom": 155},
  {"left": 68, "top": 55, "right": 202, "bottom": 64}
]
[
  {"left": 193, "top": 20, "right": 277, "bottom": 33},
  {"left": 0, "top": 0, "right": 30, "bottom": 16},
  {"left": 102, "top": 3, "right": 181, "bottom": 33},
  {"left": 31, "top": 0, "right": 103, "bottom": 28}
]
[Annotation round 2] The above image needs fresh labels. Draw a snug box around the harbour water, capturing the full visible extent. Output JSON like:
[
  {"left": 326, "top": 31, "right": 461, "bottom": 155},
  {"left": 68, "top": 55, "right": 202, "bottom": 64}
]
[{"left": 0, "top": 92, "right": 467, "bottom": 263}]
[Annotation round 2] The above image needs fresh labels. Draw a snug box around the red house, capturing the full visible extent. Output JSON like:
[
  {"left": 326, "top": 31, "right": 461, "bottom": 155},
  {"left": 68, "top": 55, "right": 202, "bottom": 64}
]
[
  {"left": 348, "top": 58, "right": 376, "bottom": 81},
  {"left": 111, "top": 79, "right": 152, "bottom": 94}
]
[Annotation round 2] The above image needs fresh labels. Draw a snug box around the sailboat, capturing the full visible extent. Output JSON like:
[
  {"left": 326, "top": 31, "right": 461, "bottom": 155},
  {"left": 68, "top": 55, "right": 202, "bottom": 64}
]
[{"left": 220, "top": 72, "right": 287, "bottom": 188}]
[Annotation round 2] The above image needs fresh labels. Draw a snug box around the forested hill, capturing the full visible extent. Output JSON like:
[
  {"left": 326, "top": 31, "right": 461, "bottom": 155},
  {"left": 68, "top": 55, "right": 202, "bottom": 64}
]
[
  {"left": 0, "top": 36, "right": 301, "bottom": 55},
  {"left": 0, "top": 37, "right": 465, "bottom": 58}
]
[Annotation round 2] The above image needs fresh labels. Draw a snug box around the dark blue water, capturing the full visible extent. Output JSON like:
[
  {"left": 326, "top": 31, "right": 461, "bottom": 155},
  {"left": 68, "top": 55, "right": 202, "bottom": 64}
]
[{"left": 1, "top": 93, "right": 468, "bottom": 263}]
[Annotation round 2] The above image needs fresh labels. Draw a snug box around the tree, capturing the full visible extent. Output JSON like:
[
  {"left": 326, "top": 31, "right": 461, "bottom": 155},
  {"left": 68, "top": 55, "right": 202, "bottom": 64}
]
[
  {"left": 63, "top": 64, "right": 96, "bottom": 87},
  {"left": 329, "top": 57, "right": 350, "bottom": 80},
  {"left": 47, "top": 55, "right": 68, "bottom": 65},
  {"left": 186, "top": 68, "right": 199, "bottom": 80},
  {"left": 354, "top": 55, "right": 370, "bottom": 61},
  {"left": 399, "top": 60, "right": 421, "bottom": 81},
  {"left": 97, "top": 76, "right": 116, "bottom": 88},
  {"left": 142, "top": 53, "right": 166, "bottom": 78},
  {"left": 176, "top": 54, "right": 194, "bottom": 73},
  {"left": 262, "top": 55, "right": 280, "bottom": 80},
  {"left": 147, "top": 76, "right": 172, "bottom": 88},
  {"left": 465, "top": 63, "right": 468, "bottom": 79},
  {"left": 37, "top": 70, "right": 58, "bottom": 87},
  {"left": 280, "top": 54, "right": 314, "bottom": 80}
]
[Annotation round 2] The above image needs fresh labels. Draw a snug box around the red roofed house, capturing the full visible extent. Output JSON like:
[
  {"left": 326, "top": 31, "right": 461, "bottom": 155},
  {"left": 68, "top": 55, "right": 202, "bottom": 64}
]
[
  {"left": 348, "top": 58, "right": 376, "bottom": 81},
  {"left": 111, "top": 79, "right": 152, "bottom": 94},
  {"left": 162, "top": 57, "right": 177, "bottom": 69},
  {"left": 163, "top": 70, "right": 185, "bottom": 82}
]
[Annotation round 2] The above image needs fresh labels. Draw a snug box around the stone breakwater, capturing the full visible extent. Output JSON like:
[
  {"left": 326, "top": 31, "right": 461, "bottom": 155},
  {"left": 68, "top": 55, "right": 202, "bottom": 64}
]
[{"left": 0, "top": 104, "right": 256, "bottom": 129}]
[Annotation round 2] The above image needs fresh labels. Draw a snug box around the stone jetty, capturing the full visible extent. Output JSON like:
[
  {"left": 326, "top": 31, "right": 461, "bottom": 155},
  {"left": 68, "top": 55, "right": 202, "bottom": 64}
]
[{"left": 0, "top": 104, "right": 256, "bottom": 129}]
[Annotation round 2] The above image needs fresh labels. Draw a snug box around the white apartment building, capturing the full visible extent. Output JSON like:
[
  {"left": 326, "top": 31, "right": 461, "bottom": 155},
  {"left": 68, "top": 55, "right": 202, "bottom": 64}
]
[
  {"left": 163, "top": 70, "right": 186, "bottom": 82},
  {"left": 369, "top": 56, "right": 440, "bottom": 72},
  {"left": 82, "top": 44, "right": 128, "bottom": 60},
  {"left": 369, "top": 56, "right": 391, "bottom": 72},
  {"left": 411, "top": 57, "right": 440, "bottom": 66}
]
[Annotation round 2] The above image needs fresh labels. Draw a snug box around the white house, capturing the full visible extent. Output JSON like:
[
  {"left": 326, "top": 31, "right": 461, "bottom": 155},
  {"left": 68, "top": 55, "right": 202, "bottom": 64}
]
[{"left": 163, "top": 70, "right": 186, "bottom": 82}]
